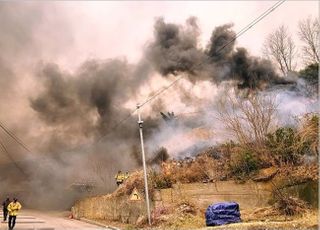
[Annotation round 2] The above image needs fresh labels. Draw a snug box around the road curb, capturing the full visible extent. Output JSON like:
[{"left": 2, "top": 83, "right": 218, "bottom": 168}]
[{"left": 80, "top": 217, "right": 121, "bottom": 230}]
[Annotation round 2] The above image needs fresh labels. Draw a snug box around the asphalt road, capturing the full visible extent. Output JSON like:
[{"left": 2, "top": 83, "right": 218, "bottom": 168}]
[{"left": 0, "top": 210, "right": 109, "bottom": 230}]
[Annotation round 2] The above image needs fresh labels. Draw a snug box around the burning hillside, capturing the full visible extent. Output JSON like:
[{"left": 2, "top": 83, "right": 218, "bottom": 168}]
[{"left": 0, "top": 6, "right": 318, "bottom": 210}]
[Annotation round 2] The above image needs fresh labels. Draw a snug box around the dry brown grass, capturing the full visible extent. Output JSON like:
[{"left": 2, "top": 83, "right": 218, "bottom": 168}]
[
  {"left": 203, "top": 210, "right": 318, "bottom": 230},
  {"left": 152, "top": 200, "right": 205, "bottom": 229},
  {"left": 113, "top": 170, "right": 153, "bottom": 198},
  {"left": 229, "top": 208, "right": 318, "bottom": 230},
  {"left": 275, "top": 164, "right": 319, "bottom": 185},
  {"left": 158, "top": 152, "right": 229, "bottom": 184},
  {"left": 298, "top": 113, "right": 319, "bottom": 156}
]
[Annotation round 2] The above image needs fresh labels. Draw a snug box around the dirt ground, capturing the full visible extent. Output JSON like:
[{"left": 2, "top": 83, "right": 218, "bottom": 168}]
[
  {"left": 89, "top": 209, "right": 318, "bottom": 230},
  {"left": 200, "top": 210, "right": 318, "bottom": 230}
]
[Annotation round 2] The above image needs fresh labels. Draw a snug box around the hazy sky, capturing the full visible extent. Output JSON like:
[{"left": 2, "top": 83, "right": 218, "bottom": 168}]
[
  {"left": 0, "top": 0, "right": 318, "bottom": 144},
  {"left": 0, "top": 0, "right": 318, "bottom": 137},
  {"left": 45, "top": 1, "right": 318, "bottom": 70}
]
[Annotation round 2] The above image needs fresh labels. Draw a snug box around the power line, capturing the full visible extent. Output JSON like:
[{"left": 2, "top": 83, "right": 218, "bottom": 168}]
[
  {"left": 0, "top": 121, "right": 32, "bottom": 153},
  {"left": 235, "top": 0, "right": 285, "bottom": 36},
  {"left": 96, "top": 111, "right": 136, "bottom": 143},
  {"left": 216, "top": 0, "right": 286, "bottom": 53},
  {"left": 97, "top": 76, "right": 184, "bottom": 142},
  {"left": 139, "top": 75, "right": 184, "bottom": 108},
  {"left": 136, "top": 0, "right": 286, "bottom": 111}
]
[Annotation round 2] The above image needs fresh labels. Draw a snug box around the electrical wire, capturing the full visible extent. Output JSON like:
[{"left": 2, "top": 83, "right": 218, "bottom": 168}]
[
  {"left": 97, "top": 75, "right": 184, "bottom": 142},
  {"left": 135, "top": 0, "right": 286, "bottom": 121},
  {"left": 96, "top": 111, "right": 136, "bottom": 143},
  {"left": 138, "top": 75, "right": 184, "bottom": 108},
  {"left": 216, "top": 0, "right": 286, "bottom": 53},
  {"left": 136, "top": 0, "right": 286, "bottom": 112},
  {"left": 0, "top": 121, "right": 32, "bottom": 153}
]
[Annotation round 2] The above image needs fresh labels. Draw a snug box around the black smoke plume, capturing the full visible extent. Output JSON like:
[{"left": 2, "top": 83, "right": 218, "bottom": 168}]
[
  {"left": 148, "top": 18, "right": 293, "bottom": 90},
  {"left": 147, "top": 17, "right": 204, "bottom": 76}
]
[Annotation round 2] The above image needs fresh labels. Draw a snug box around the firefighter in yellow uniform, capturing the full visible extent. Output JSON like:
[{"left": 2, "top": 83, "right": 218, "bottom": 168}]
[
  {"left": 7, "top": 198, "right": 22, "bottom": 230},
  {"left": 115, "top": 170, "right": 125, "bottom": 186}
]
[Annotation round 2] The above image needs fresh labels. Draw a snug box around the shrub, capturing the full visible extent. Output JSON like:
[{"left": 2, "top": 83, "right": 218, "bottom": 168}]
[
  {"left": 149, "top": 170, "right": 172, "bottom": 189},
  {"left": 209, "top": 140, "right": 237, "bottom": 159},
  {"left": 299, "top": 62, "right": 319, "bottom": 84},
  {"left": 298, "top": 63, "right": 318, "bottom": 96},
  {"left": 229, "top": 148, "right": 259, "bottom": 178},
  {"left": 266, "top": 127, "right": 310, "bottom": 165}
]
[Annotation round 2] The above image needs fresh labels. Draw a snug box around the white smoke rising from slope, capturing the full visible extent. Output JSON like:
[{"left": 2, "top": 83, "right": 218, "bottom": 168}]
[{"left": 144, "top": 77, "right": 318, "bottom": 159}]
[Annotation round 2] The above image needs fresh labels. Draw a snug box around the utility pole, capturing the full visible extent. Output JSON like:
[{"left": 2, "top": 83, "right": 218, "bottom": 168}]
[{"left": 137, "top": 104, "right": 151, "bottom": 226}]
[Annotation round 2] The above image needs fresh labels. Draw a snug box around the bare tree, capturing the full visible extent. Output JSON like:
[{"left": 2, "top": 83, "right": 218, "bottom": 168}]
[
  {"left": 263, "top": 25, "right": 297, "bottom": 76},
  {"left": 217, "top": 95, "right": 277, "bottom": 150},
  {"left": 298, "top": 17, "right": 320, "bottom": 65}
]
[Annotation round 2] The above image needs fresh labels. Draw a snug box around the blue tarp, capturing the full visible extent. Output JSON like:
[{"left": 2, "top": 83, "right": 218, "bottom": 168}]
[{"left": 205, "top": 202, "right": 241, "bottom": 226}]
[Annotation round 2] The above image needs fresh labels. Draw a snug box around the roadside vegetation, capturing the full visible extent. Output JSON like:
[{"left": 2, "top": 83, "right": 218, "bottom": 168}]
[
  {"left": 147, "top": 98, "right": 318, "bottom": 187},
  {"left": 146, "top": 102, "right": 318, "bottom": 228},
  {"left": 114, "top": 109, "right": 318, "bottom": 228}
]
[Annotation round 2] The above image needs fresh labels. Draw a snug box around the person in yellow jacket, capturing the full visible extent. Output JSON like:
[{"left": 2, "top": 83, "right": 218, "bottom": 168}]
[
  {"left": 115, "top": 170, "right": 125, "bottom": 186},
  {"left": 7, "top": 198, "right": 22, "bottom": 230}
]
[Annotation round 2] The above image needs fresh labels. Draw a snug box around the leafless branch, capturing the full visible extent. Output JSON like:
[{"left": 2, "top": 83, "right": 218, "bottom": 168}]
[
  {"left": 263, "top": 25, "right": 297, "bottom": 75},
  {"left": 298, "top": 17, "right": 320, "bottom": 65},
  {"left": 217, "top": 95, "right": 277, "bottom": 151}
]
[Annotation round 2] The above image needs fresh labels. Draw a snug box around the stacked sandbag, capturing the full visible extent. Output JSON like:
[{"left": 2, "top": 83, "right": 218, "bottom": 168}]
[{"left": 205, "top": 202, "right": 241, "bottom": 226}]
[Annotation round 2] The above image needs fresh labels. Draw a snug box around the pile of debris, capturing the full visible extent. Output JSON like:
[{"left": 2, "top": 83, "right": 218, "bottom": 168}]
[{"left": 274, "top": 196, "right": 308, "bottom": 216}]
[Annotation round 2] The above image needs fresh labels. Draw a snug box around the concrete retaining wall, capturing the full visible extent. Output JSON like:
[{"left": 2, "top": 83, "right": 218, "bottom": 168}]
[
  {"left": 72, "top": 194, "right": 147, "bottom": 224},
  {"left": 154, "top": 181, "right": 272, "bottom": 210},
  {"left": 72, "top": 181, "right": 273, "bottom": 224}
]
